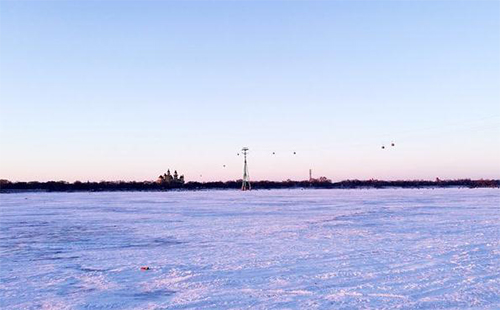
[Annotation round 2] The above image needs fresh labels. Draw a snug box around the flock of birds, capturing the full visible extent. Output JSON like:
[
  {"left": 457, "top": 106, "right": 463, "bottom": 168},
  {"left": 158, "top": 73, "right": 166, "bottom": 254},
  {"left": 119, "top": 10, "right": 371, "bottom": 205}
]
[
  {"left": 217, "top": 142, "right": 397, "bottom": 169},
  {"left": 201, "top": 116, "right": 499, "bottom": 178},
  {"left": 381, "top": 142, "right": 396, "bottom": 149},
  {"left": 214, "top": 116, "right": 499, "bottom": 174}
]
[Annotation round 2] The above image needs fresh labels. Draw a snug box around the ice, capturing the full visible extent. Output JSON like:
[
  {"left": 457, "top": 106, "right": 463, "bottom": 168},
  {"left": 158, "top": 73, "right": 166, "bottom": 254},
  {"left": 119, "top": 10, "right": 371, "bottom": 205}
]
[{"left": 1, "top": 189, "right": 499, "bottom": 309}]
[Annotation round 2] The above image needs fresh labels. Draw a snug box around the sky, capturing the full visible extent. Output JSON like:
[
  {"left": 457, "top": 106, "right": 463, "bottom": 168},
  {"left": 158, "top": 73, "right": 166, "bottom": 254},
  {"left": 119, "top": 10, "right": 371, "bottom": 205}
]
[{"left": 0, "top": 0, "right": 499, "bottom": 182}]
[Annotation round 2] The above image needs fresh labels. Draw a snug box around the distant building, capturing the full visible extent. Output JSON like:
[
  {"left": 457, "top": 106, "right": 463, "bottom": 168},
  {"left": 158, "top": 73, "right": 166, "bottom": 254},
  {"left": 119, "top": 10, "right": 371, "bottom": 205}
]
[{"left": 157, "top": 169, "right": 185, "bottom": 185}]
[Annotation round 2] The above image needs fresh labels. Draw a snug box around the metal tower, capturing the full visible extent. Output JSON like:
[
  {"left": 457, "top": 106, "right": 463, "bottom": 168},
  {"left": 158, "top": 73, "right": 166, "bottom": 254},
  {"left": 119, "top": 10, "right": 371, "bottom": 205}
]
[{"left": 241, "top": 147, "right": 251, "bottom": 191}]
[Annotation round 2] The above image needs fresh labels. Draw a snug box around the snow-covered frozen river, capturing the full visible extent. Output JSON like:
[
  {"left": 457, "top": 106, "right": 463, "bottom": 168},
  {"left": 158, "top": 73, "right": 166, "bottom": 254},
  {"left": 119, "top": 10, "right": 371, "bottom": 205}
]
[{"left": 1, "top": 189, "right": 499, "bottom": 309}]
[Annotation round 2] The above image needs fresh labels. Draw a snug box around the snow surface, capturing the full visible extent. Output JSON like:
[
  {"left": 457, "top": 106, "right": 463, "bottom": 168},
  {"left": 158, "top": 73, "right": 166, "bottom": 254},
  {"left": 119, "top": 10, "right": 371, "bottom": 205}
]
[{"left": 1, "top": 188, "right": 500, "bottom": 309}]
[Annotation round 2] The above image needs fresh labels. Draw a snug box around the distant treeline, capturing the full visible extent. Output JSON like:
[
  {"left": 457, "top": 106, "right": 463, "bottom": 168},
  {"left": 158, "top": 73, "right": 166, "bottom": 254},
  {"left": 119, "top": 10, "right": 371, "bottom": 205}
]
[{"left": 0, "top": 179, "right": 498, "bottom": 192}]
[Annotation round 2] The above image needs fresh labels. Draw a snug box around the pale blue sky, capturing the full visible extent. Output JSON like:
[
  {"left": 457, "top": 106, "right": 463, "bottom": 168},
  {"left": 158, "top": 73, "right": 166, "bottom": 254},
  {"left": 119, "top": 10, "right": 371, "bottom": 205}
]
[{"left": 1, "top": 0, "right": 499, "bottom": 182}]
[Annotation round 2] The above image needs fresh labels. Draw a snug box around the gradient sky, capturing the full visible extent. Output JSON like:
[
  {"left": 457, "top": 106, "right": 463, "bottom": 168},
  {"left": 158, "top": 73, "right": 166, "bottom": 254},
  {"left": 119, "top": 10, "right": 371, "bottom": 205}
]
[{"left": 0, "top": 0, "right": 499, "bottom": 182}]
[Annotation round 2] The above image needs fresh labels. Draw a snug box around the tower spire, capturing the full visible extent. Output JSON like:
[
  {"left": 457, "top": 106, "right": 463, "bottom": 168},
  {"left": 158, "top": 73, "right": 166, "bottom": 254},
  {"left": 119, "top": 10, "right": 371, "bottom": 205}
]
[{"left": 241, "top": 147, "right": 251, "bottom": 191}]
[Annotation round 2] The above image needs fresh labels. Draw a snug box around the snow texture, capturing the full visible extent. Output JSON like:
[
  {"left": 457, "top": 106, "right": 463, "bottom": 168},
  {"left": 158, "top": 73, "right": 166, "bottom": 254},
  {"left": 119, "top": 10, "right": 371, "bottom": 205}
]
[{"left": 1, "top": 189, "right": 500, "bottom": 309}]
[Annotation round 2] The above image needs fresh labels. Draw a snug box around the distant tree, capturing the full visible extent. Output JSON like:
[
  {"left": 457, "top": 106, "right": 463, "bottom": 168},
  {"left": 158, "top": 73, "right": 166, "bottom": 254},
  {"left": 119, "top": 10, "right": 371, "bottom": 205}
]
[{"left": 318, "top": 176, "right": 331, "bottom": 183}]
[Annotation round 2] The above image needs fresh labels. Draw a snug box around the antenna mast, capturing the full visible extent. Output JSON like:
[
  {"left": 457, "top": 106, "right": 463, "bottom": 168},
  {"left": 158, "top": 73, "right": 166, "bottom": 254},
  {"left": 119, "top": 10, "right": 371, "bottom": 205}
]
[{"left": 241, "top": 147, "right": 251, "bottom": 191}]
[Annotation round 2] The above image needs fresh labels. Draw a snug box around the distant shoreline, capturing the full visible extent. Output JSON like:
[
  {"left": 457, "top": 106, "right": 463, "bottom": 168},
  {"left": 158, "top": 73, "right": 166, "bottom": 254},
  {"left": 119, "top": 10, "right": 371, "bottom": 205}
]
[{"left": 1, "top": 179, "right": 498, "bottom": 193}]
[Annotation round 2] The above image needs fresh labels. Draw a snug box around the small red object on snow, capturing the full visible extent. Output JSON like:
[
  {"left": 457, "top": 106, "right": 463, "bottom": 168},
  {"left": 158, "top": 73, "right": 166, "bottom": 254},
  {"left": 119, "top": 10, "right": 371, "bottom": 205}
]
[{"left": 140, "top": 266, "right": 150, "bottom": 271}]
